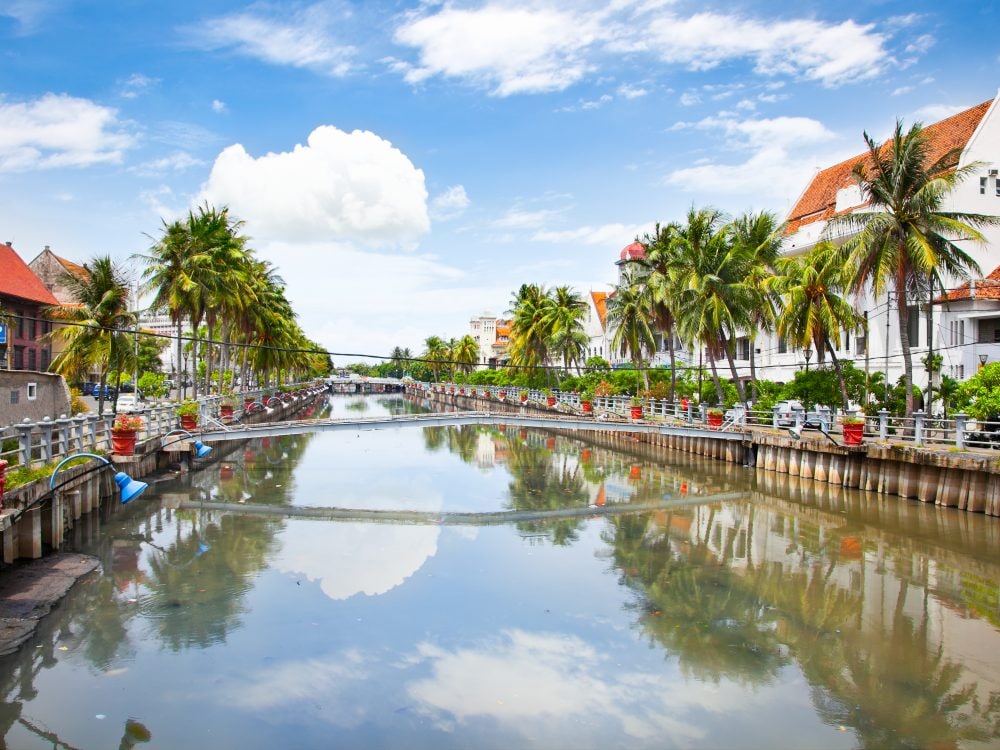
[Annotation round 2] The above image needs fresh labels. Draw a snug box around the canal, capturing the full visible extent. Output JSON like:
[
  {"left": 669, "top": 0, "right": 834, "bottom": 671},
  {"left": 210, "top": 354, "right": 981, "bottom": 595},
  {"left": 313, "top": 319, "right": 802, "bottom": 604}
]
[{"left": 2, "top": 393, "right": 999, "bottom": 749}]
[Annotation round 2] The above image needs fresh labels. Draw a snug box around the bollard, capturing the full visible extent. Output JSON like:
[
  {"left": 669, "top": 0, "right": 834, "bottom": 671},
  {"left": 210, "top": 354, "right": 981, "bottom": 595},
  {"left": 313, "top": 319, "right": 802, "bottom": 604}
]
[
  {"left": 817, "top": 406, "right": 830, "bottom": 433},
  {"left": 772, "top": 405, "right": 779, "bottom": 429},
  {"left": 56, "top": 414, "right": 73, "bottom": 459},
  {"left": 16, "top": 419, "right": 34, "bottom": 466},
  {"left": 913, "top": 410, "right": 925, "bottom": 447},
  {"left": 954, "top": 413, "right": 967, "bottom": 450},
  {"left": 102, "top": 414, "right": 116, "bottom": 451},
  {"left": 879, "top": 410, "right": 889, "bottom": 440},
  {"left": 72, "top": 415, "right": 87, "bottom": 452},
  {"left": 86, "top": 413, "right": 100, "bottom": 449},
  {"left": 39, "top": 417, "right": 55, "bottom": 462}
]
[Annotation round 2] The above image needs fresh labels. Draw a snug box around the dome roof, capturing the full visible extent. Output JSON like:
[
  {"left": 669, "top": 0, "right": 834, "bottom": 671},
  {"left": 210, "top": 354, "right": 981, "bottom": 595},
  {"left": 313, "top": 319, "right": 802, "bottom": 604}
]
[{"left": 618, "top": 241, "right": 646, "bottom": 262}]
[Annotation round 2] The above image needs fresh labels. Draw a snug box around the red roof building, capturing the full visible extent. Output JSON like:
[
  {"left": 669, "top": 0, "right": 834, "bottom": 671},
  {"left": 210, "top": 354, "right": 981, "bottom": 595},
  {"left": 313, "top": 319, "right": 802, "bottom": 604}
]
[{"left": 0, "top": 242, "right": 58, "bottom": 372}]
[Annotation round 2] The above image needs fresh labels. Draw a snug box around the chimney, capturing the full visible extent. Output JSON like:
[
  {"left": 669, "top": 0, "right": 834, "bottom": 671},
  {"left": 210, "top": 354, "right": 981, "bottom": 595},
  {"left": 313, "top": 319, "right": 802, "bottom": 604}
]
[{"left": 44, "top": 245, "right": 50, "bottom": 251}]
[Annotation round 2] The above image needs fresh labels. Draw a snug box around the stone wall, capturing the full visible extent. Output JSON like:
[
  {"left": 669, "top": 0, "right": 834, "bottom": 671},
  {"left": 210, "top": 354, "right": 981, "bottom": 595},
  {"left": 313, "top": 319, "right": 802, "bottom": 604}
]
[{"left": 0, "top": 371, "right": 70, "bottom": 428}]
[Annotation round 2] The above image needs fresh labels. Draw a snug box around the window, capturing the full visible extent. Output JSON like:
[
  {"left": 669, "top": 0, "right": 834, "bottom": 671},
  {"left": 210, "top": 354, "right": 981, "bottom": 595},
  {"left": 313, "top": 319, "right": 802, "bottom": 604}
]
[
  {"left": 13, "top": 346, "right": 23, "bottom": 369},
  {"left": 907, "top": 306, "right": 920, "bottom": 346},
  {"left": 995, "top": 328, "right": 1000, "bottom": 344},
  {"left": 982, "top": 176, "right": 989, "bottom": 195},
  {"left": 9, "top": 390, "right": 18, "bottom": 405},
  {"left": 855, "top": 334, "right": 867, "bottom": 355},
  {"left": 735, "top": 337, "right": 750, "bottom": 361},
  {"left": 777, "top": 337, "right": 787, "bottom": 354},
  {"left": 16, "top": 312, "right": 25, "bottom": 339},
  {"left": 27, "top": 348, "right": 35, "bottom": 370},
  {"left": 26, "top": 382, "right": 37, "bottom": 400}
]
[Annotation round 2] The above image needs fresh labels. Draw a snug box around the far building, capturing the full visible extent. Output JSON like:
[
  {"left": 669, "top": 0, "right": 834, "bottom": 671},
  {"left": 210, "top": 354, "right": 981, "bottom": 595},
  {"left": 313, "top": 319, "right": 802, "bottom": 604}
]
[
  {"left": 29, "top": 245, "right": 91, "bottom": 371},
  {"left": 0, "top": 242, "right": 58, "bottom": 371},
  {"left": 468, "top": 312, "right": 512, "bottom": 369}
]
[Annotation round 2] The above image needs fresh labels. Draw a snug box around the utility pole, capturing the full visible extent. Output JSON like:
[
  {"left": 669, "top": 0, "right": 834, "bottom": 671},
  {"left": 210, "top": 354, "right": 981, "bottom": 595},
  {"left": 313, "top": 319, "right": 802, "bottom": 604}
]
[
  {"left": 863, "top": 310, "right": 870, "bottom": 408},
  {"left": 885, "top": 292, "right": 891, "bottom": 405}
]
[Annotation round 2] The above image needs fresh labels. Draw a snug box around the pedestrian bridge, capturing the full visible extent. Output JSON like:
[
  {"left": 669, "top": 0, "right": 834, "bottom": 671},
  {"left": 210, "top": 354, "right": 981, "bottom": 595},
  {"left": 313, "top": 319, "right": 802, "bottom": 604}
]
[{"left": 195, "top": 410, "right": 750, "bottom": 443}]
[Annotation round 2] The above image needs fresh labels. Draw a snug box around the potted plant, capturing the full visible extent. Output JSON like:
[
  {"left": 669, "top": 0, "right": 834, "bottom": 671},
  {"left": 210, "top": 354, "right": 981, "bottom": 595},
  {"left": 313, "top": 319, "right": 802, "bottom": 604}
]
[
  {"left": 220, "top": 395, "right": 236, "bottom": 420},
  {"left": 111, "top": 413, "right": 143, "bottom": 455},
  {"left": 580, "top": 388, "right": 594, "bottom": 414},
  {"left": 543, "top": 388, "right": 556, "bottom": 407},
  {"left": 499, "top": 389, "right": 507, "bottom": 400},
  {"left": 842, "top": 414, "right": 865, "bottom": 445},
  {"left": 630, "top": 396, "right": 643, "bottom": 420},
  {"left": 707, "top": 407, "right": 724, "bottom": 429},
  {"left": 177, "top": 400, "right": 200, "bottom": 431},
  {"left": 519, "top": 390, "right": 528, "bottom": 403}
]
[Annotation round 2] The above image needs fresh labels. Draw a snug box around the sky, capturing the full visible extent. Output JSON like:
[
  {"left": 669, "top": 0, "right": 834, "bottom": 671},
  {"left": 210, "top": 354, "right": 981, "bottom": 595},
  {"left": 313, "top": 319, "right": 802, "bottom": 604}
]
[{"left": 1, "top": 0, "right": 997, "bottom": 362}]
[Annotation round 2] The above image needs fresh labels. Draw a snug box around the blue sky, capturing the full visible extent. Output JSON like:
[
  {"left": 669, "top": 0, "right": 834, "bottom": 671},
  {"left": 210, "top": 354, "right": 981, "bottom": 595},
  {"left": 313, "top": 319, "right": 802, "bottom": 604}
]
[{"left": 1, "top": 0, "right": 997, "bottom": 359}]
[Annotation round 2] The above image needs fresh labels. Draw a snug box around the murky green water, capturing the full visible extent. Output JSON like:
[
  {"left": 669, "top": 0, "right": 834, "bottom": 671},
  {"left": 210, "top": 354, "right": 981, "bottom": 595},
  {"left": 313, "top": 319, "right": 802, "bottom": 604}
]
[{"left": 3, "top": 394, "right": 1000, "bottom": 749}]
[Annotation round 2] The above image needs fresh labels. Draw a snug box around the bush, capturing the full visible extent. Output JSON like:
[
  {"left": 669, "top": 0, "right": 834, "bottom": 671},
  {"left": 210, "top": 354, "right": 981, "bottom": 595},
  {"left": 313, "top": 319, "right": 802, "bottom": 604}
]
[{"left": 959, "top": 362, "right": 1000, "bottom": 420}]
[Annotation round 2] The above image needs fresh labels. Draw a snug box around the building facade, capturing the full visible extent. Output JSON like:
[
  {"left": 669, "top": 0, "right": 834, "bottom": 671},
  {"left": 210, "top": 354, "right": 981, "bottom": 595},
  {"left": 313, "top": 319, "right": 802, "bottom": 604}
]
[{"left": 0, "top": 242, "right": 58, "bottom": 373}]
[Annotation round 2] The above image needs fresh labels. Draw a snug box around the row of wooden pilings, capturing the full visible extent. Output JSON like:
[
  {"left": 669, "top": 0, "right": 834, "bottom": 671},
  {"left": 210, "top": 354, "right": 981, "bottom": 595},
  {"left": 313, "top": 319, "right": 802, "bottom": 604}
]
[
  {"left": 419, "top": 388, "right": 1000, "bottom": 518},
  {"left": 0, "top": 389, "right": 329, "bottom": 564}
]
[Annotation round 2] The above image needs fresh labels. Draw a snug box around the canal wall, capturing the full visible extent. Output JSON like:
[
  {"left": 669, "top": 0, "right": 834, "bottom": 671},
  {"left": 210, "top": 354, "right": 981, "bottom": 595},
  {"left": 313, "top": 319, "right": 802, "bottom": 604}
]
[
  {"left": 423, "top": 388, "right": 1000, "bottom": 518},
  {"left": 0, "top": 391, "right": 327, "bottom": 565}
]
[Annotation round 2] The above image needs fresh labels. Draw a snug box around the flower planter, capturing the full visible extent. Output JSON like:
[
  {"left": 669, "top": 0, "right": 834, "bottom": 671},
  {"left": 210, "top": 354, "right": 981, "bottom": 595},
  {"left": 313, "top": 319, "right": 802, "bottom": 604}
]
[
  {"left": 630, "top": 465, "right": 641, "bottom": 479},
  {"left": 707, "top": 412, "right": 723, "bottom": 429},
  {"left": 499, "top": 391, "right": 507, "bottom": 400},
  {"left": 546, "top": 437, "right": 556, "bottom": 449},
  {"left": 580, "top": 449, "right": 591, "bottom": 462},
  {"left": 547, "top": 397, "right": 556, "bottom": 407},
  {"left": 843, "top": 422, "right": 864, "bottom": 445},
  {"left": 630, "top": 406, "right": 643, "bottom": 420},
  {"left": 520, "top": 394, "right": 528, "bottom": 403},
  {"left": 220, "top": 405, "right": 235, "bottom": 419},
  {"left": 180, "top": 414, "right": 198, "bottom": 431},
  {"left": 244, "top": 398, "right": 255, "bottom": 410},
  {"left": 111, "top": 428, "right": 137, "bottom": 456},
  {"left": 581, "top": 401, "right": 593, "bottom": 414},
  {"left": 0, "top": 459, "right": 7, "bottom": 508}
]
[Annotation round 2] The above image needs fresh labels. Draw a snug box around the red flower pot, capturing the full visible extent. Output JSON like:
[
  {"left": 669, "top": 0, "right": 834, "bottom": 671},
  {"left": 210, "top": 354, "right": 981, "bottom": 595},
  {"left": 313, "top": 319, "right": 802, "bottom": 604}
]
[
  {"left": 707, "top": 412, "right": 723, "bottom": 429},
  {"left": 499, "top": 391, "right": 507, "bottom": 400},
  {"left": 546, "top": 438, "right": 556, "bottom": 449},
  {"left": 111, "top": 428, "right": 137, "bottom": 456},
  {"left": 630, "top": 406, "right": 643, "bottom": 420},
  {"left": 520, "top": 394, "right": 528, "bottom": 403},
  {"left": 547, "top": 397, "right": 556, "bottom": 407},
  {"left": 582, "top": 401, "right": 593, "bottom": 414},
  {"left": 630, "top": 465, "right": 641, "bottom": 479},
  {"left": 220, "top": 405, "right": 235, "bottom": 419},
  {"left": 180, "top": 414, "right": 198, "bottom": 431},
  {"left": 843, "top": 422, "right": 864, "bottom": 445},
  {"left": 244, "top": 398, "right": 255, "bottom": 410}
]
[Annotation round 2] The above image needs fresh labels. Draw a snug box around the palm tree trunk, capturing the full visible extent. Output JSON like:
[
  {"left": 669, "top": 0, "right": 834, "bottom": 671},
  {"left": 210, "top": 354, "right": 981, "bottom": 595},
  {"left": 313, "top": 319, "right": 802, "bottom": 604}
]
[
  {"left": 176, "top": 319, "right": 184, "bottom": 400},
  {"left": 896, "top": 282, "right": 915, "bottom": 418},
  {"left": 97, "top": 368, "right": 108, "bottom": 415},
  {"left": 667, "top": 330, "right": 677, "bottom": 401},
  {"left": 749, "top": 340, "right": 758, "bottom": 402},
  {"left": 824, "top": 335, "right": 850, "bottom": 411},
  {"left": 720, "top": 331, "right": 747, "bottom": 404},
  {"left": 708, "top": 352, "right": 725, "bottom": 404}
]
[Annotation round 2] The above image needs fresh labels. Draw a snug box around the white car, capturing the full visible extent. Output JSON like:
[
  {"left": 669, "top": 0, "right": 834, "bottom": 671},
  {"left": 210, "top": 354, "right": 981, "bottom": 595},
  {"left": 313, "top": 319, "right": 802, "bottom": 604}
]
[{"left": 116, "top": 393, "right": 143, "bottom": 413}]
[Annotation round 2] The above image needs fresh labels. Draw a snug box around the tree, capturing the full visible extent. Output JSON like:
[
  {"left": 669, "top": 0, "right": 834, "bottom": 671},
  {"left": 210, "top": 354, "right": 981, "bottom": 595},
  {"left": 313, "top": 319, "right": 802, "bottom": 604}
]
[
  {"left": 423, "top": 336, "right": 449, "bottom": 382},
  {"left": 607, "top": 268, "right": 654, "bottom": 392},
  {"left": 507, "top": 283, "right": 551, "bottom": 375},
  {"left": 46, "top": 256, "right": 137, "bottom": 415},
  {"left": 544, "top": 286, "right": 589, "bottom": 373},
  {"left": 451, "top": 335, "right": 480, "bottom": 375},
  {"left": 772, "top": 242, "right": 862, "bottom": 410},
  {"left": 831, "top": 120, "right": 997, "bottom": 418}
]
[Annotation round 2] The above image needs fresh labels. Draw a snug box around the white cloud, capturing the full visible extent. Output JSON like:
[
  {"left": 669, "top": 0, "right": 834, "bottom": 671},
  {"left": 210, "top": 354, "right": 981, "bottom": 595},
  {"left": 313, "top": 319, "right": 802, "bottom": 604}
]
[
  {"left": 393, "top": 4, "right": 604, "bottom": 95},
  {"left": 183, "top": 3, "right": 356, "bottom": 76},
  {"left": 119, "top": 73, "right": 158, "bottom": 99},
  {"left": 392, "top": 4, "right": 891, "bottom": 95},
  {"left": 905, "top": 33, "right": 935, "bottom": 54},
  {"left": 532, "top": 222, "right": 651, "bottom": 246},
  {"left": 0, "top": 0, "right": 54, "bottom": 31},
  {"left": 0, "top": 93, "right": 134, "bottom": 172},
  {"left": 211, "top": 99, "right": 227, "bottom": 113},
  {"left": 492, "top": 207, "right": 564, "bottom": 230},
  {"left": 665, "top": 114, "right": 840, "bottom": 201},
  {"left": 680, "top": 92, "right": 700, "bottom": 106},
  {"left": 200, "top": 125, "right": 430, "bottom": 246},
  {"left": 431, "top": 184, "right": 470, "bottom": 220},
  {"left": 892, "top": 85, "right": 914, "bottom": 96},
  {"left": 131, "top": 151, "right": 205, "bottom": 177},
  {"left": 616, "top": 83, "right": 647, "bottom": 99},
  {"left": 912, "top": 103, "right": 972, "bottom": 123}
]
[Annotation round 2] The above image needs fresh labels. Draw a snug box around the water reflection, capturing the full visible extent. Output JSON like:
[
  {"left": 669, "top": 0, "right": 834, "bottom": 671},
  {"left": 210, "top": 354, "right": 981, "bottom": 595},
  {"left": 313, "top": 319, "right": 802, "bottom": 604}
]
[{"left": 0, "top": 395, "right": 998, "bottom": 749}]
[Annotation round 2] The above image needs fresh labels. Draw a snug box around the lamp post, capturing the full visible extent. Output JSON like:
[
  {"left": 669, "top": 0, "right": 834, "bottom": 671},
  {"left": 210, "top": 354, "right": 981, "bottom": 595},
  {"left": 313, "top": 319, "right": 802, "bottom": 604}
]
[
  {"left": 160, "top": 429, "right": 213, "bottom": 457},
  {"left": 49, "top": 453, "right": 148, "bottom": 505},
  {"left": 804, "top": 347, "right": 813, "bottom": 372},
  {"left": 979, "top": 353, "right": 988, "bottom": 371}
]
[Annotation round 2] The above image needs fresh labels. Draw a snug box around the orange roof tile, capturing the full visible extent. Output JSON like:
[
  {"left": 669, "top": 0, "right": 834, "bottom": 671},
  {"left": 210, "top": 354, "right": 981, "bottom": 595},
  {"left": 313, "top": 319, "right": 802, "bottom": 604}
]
[
  {"left": 935, "top": 263, "right": 1000, "bottom": 303},
  {"left": 785, "top": 99, "right": 992, "bottom": 235},
  {"left": 0, "top": 243, "right": 59, "bottom": 305},
  {"left": 56, "top": 254, "right": 90, "bottom": 281},
  {"left": 591, "top": 290, "right": 607, "bottom": 327}
]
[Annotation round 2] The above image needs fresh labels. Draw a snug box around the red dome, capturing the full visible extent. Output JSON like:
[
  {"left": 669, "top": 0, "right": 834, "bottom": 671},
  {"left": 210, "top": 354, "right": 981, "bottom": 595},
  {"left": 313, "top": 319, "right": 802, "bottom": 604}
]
[{"left": 618, "top": 241, "right": 646, "bottom": 262}]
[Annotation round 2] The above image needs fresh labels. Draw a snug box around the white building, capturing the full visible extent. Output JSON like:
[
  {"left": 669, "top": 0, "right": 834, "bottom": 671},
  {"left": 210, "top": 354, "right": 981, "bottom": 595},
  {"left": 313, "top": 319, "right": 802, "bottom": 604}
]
[
  {"left": 138, "top": 311, "right": 191, "bottom": 375},
  {"left": 468, "top": 312, "right": 511, "bottom": 369},
  {"left": 610, "top": 91, "right": 1000, "bottom": 399}
]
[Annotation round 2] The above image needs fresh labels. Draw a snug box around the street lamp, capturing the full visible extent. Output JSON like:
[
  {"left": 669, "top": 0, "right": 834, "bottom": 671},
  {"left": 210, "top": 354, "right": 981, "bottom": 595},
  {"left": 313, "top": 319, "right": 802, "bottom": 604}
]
[
  {"left": 804, "top": 347, "right": 813, "bottom": 372},
  {"left": 979, "top": 353, "right": 988, "bottom": 370},
  {"left": 49, "top": 453, "right": 148, "bottom": 505}
]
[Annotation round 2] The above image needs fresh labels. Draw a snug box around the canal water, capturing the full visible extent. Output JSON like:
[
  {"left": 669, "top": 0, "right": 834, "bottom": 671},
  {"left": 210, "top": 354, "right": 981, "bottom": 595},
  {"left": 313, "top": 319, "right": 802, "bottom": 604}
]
[{"left": 2, "top": 393, "right": 1000, "bottom": 749}]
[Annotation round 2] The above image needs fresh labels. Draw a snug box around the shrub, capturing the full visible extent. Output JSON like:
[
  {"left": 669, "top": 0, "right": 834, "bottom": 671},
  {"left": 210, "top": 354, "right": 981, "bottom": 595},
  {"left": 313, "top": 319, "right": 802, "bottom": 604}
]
[{"left": 112, "top": 414, "right": 143, "bottom": 431}]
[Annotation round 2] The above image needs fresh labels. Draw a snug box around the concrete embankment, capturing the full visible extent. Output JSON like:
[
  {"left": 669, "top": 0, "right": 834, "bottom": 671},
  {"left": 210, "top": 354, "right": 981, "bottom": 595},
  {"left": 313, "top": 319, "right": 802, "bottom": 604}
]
[{"left": 426, "top": 388, "right": 1000, "bottom": 517}]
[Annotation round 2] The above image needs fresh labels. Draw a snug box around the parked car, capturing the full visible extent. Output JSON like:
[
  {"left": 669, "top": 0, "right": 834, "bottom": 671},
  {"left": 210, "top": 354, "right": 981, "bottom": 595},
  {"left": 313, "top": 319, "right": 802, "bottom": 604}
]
[
  {"left": 116, "top": 392, "right": 144, "bottom": 413},
  {"left": 774, "top": 399, "right": 804, "bottom": 427}
]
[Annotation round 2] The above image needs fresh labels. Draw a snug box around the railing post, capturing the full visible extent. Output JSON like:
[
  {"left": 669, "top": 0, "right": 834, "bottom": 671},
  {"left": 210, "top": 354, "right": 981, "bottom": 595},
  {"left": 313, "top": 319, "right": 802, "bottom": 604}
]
[
  {"left": 686, "top": 401, "right": 693, "bottom": 423},
  {"left": 55, "top": 414, "right": 72, "bottom": 459},
  {"left": 817, "top": 405, "right": 830, "bottom": 432},
  {"left": 16, "top": 419, "right": 34, "bottom": 466},
  {"left": 955, "top": 413, "right": 967, "bottom": 450},
  {"left": 772, "top": 405, "right": 779, "bottom": 429},
  {"left": 72, "top": 415, "right": 87, "bottom": 453},
  {"left": 39, "top": 417, "right": 55, "bottom": 462},
  {"left": 879, "top": 409, "right": 889, "bottom": 440},
  {"left": 699, "top": 403, "right": 707, "bottom": 424},
  {"left": 794, "top": 409, "right": 804, "bottom": 430},
  {"left": 913, "top": 410, "right": 925, "bottom": 447},
  {"left": 102, "top": 414, "right": 115, "bottom": 451},
  {"left": 86, "top": 413, "right": 99, "bottom": 449}
]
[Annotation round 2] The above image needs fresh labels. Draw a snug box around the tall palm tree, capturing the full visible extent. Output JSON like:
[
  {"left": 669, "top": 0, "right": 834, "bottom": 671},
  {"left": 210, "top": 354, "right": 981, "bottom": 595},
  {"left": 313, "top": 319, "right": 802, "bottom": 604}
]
[
  {"left": 636, "top": 224, "right": 683, "bottom": 400},
  {"left": 423, "top": 336, "right": 448, "bottom": 382},
  {"left": 507, "top": 283, "right": 551, "bottom": 375},
  {"left": 607, "top": 268, "right": 654, "bottom": 392},
  {"left": 772, "top": 242, "right": 863, "bottom": 409},
  {"left": 451, "top": 335, "right": 480, "bottom": 375},
  {"left": 831, "top": 121, "right": 997, "bottom": 417},
  {"left": 46, "top": 256, "right": 137, "bottom": 415},
  {"left": 544, "top": 286, "right": 589, "bottom": 374}
]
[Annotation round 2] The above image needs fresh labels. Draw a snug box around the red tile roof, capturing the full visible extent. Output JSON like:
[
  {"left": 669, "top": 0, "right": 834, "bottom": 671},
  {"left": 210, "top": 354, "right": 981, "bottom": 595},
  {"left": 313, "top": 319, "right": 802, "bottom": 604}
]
[
  {"left": 785, "top": 99, "right": 993, "bottom": 235},
  {"left": 618, "top": 241, "right": 646, "bottom": 262},
  {"left": 0, "top": 243, "right": 59, "bottom": 305},
  {"left": 56, "top": 254, "right": 89, "bottom": 282},
  {"left": 936, "top": 263, "right": 1000, "bottom": 303}
]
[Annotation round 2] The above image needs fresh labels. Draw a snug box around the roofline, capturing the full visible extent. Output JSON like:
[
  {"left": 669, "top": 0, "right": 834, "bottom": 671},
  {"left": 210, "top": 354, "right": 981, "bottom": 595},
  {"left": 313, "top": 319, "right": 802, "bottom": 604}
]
[{"left": 960, "top": 88, "right": 1000, "bottom": 166}]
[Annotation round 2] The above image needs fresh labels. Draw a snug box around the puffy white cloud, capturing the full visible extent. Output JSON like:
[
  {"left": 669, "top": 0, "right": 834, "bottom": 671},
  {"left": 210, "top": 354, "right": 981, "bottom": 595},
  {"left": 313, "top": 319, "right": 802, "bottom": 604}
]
[
  {"left": 200, "top": 125, "right": 430, "bottom": 246},
  {"left": 532, "top": 222, "right": 651, "bottom": 246},
  {"left": 393, "top": 3, "right": 604, "bottom": 95},
  {"left": 183, "top": 3, "right": 356, "bottom": 76},
  {"left": 431, "top": 184, "right": 470, "bottom": 219},
  {"left": 0, "top": 93, "right": 134, "bottom": 172},
  {"left": 131, "top": 151, "right": 204, "bottom": 177},
  {"left": 392, "top": 3, "right": 892, "bottom": 95},
  {"left": 211, "top": 99, "right": 227, "bottom": 113},
  {"left": 119, "top": 73, "right": 159, "bottom": 99},
  {"left": 491, "top": 207, "right": 564, "bottom": 230}
]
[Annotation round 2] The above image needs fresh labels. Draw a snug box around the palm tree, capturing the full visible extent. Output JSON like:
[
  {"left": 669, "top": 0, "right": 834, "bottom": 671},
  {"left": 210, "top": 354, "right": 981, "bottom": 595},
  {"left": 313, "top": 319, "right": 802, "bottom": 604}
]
[
  {"left": 607, "top": 268, "right": 654, "bottom": 392},
  {"left": 423, "top": 336, "right": 448, "bottom": 382},
  {"left": 544, "top": 286, "right": 589, "bottom": 374},
  {"left": 507, "top": 283, "right": 551, "bottom": 375},
  {"left": 451, "top": 335, "right": 479, "bottom": 375},
  {"left": 636, "top": 224, "right": 683, "bottom": 400},
  {"left": 46, "top": 256, "right": 137, "bottom": 415},
  {"left": 772, "top": 242, "right": 863, "bottom": 409},
  {"left": 831, "top": 121, "right": 997, "bottom": 417}
]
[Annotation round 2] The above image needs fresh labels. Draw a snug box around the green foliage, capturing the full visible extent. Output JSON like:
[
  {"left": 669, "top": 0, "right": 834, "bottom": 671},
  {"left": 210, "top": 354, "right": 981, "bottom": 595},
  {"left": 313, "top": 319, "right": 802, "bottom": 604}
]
[
  {"left": 867, "top": 373, "right": 923, "bottom": 417},
  {"left": 699, "top": 378, "right": 739, "bottom": 407},
  {"left": 69, "top": 387, "right": 89, "bottom": 415},
  {"left": 958, "top": 363, "right": 1000, "bottom": 420},
  {"left": 584, "top": 356, "right": 610, "bottom": 371},
  {"left": 777, "top": 363, "right": 867, "bottom": 410},
  {"left": 138, "top": 372, "right": 168, "bottom": 399},
  {"left": 176, "top": 400, "right": 199, "bottom": 416}
]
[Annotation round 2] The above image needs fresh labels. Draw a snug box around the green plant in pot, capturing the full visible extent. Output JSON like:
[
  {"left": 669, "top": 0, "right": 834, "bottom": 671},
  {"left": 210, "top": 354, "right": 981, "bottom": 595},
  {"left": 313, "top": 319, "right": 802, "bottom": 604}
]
[
  {"left": 177, "top": 400, "right": 200, "bottom": 430},
  {"left": 580, "top": 388, "right": 594, "bottom": 414}
]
